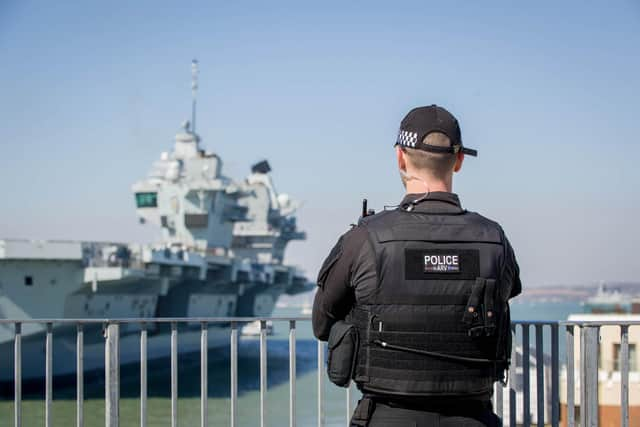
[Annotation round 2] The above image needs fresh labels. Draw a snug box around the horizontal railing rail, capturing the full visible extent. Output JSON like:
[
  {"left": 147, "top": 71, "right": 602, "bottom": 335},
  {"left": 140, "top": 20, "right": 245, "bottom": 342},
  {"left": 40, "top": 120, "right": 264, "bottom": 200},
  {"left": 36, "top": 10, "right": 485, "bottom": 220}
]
[
  {"left": 2, "top": 318, "right": 638, "bottom": 427},
  {"left": 0, "top": 316, "right": 313, "bottom": 324}
]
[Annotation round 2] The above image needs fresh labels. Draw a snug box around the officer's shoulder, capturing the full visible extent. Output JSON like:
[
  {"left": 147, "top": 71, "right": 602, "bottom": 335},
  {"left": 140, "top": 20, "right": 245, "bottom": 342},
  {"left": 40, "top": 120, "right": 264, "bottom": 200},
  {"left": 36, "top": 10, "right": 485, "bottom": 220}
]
[
  {"left": 463, "top": 210, "right": 507, "bottom": 235},
  {"left": 356, "top": 209, "right": 395, "bottom": 228}
]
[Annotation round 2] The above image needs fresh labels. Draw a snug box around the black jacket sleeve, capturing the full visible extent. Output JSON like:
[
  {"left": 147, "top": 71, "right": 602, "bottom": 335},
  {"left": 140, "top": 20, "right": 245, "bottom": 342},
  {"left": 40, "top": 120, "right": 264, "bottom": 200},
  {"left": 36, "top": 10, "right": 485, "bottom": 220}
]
[
  {"left": 312, "top": 226, "right": 368, "bottom": 341},
  {"left": 503, "top": 236, "right": 522, "bottom": 299}
]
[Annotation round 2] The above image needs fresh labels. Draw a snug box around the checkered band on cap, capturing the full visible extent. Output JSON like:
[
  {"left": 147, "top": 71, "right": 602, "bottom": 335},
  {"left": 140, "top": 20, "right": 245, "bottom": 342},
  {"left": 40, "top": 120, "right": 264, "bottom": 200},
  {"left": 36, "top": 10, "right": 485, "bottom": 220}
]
[{"left": 396, "top": 130, "right": 418, "bottom": 148}]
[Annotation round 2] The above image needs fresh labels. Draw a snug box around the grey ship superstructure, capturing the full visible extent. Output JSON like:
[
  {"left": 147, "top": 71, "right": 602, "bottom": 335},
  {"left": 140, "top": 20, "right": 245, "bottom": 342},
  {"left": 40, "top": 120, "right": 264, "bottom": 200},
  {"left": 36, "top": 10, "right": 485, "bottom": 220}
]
[{"left": 0, "top": 61, "right": 311, "bottom": 382}]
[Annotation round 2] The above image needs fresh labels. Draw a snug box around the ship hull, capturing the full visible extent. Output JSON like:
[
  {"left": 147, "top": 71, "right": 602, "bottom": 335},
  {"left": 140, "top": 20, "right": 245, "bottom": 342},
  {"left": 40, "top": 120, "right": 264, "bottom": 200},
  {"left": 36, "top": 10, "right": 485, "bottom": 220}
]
[
  {"left": 0, "top": 241, "right": 311, "bottom": 385},
  {"left": 0, "top": 260, "right": 290, "bottom": 384}
]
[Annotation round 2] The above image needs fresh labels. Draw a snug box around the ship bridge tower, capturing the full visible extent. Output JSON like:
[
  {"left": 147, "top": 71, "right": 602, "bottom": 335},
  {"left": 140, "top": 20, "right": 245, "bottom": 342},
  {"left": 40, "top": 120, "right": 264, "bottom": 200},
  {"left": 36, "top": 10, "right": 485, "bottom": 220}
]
[{"left": 131, "top": 60, "right": 247, "bottom": 252}]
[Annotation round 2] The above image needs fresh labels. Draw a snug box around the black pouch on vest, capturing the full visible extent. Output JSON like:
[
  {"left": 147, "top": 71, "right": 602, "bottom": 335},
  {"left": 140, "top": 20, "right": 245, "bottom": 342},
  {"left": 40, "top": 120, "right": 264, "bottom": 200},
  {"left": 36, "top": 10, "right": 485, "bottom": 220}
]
[{"left": 327, "top": 321, "right": 359, "bottom": 387}]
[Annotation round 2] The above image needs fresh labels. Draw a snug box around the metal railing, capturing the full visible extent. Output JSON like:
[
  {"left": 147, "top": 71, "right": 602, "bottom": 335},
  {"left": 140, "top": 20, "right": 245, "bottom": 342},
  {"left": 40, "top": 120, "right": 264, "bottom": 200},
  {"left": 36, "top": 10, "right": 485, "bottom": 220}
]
[
  {"left": 561, "top": 320, "right": 636, "bottom": 427},
  {"left": 2, "top": 318, "right": 638, "bottom": 427}
]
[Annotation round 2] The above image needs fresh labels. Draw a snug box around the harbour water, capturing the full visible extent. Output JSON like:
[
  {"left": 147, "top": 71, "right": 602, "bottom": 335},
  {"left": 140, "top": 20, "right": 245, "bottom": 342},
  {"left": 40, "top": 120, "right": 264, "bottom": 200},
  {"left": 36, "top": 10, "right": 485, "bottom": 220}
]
[{"left": 0, "top": 300, "right": 583, "bottom": 426}]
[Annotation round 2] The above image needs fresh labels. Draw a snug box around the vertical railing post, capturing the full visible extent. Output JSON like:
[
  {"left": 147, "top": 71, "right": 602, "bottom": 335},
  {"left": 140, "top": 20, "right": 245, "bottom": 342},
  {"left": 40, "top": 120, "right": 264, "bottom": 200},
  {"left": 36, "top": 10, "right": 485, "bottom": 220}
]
[
  {"left": 551, "top": 324, "right": 559, "bottom": 427},
  {"left": 579, "top": 325, "right": 585, "bottom": 427},
  {"left": 77, "top": 324, "right": 84, "bottom": 427},
  {"left": 508, "top": 325, "right": 517, "bottom": 427},
  {"left": 105, "top": 323, "right": 120, "bottom": 427},
  {"left": 45, "top": 322, "right": 53, "bottom": 427},
  {"left": 495, "top": 381, "right": 503, "bottom": 423},
  {"left": 522, "top": 324, "right": 531, "bottom": 426},
  {"left": 201, "top": 322, "right": 208, "bottom": 427},
  {"left": 566, "top": 325, "right": 575, "bottom": 427},
  {"left": 317, "top": 341, "right": 325, "bottom": 427},
  {"left": 289, "top": 320, "right": 296, "bottom": 427},
  {"left": 230, "top": 321, "right": 238, "bottom": 427},
  {"left": 581, "top": 326, "right": 599, "bottom": 427},
  {"left": 535, "top": 324, "right": 545, "bottom": 427},
  {"left": 14, "top": 322, "right": 22, "bottom": 427},
  {"left": 171, "top": 322, "right": 178, "bottom": 427},
  {"left": 346, "top": 385, "right": 352, "bottom": 426},
  {"left": 620, "top": 325, "right": 629, "bottom": 427},
  {"left": 260, "top": 320, "right": 268, "bottom": 427},
  {"left": 140, "top": 323, "right": 147, "bottom": 427}
]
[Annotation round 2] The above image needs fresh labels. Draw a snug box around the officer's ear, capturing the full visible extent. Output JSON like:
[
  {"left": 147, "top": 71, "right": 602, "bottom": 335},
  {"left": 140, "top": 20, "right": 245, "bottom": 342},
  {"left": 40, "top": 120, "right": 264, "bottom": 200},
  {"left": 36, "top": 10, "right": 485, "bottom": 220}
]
[
  {"left": 453, "top": 151, "right": 464, "bottom": 173},
  {"left": 396, "top": 146, "right": 408, "bottom": 172}
]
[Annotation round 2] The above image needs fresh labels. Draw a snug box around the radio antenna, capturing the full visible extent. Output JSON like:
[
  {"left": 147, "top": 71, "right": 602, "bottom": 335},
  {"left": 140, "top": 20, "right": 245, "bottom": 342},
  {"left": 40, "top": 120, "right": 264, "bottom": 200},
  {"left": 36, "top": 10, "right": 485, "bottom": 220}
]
[{"left": 191, "top": 59, "right": 199, "bottom": 134}]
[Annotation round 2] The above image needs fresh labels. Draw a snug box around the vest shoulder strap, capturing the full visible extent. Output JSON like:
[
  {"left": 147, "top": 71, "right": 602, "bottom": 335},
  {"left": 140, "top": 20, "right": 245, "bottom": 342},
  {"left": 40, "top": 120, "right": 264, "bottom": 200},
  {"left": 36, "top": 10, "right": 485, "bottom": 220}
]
[{"left": 364, "top": 209, "right": 505, "bottom": 245}]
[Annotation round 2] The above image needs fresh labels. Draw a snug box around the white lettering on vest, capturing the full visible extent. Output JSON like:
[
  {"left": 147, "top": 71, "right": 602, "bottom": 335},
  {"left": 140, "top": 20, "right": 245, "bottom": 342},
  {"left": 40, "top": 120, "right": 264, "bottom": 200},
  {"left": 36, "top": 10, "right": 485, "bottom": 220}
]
[{"left": 423, "top": 253, "right": 461, "bottom": 273}]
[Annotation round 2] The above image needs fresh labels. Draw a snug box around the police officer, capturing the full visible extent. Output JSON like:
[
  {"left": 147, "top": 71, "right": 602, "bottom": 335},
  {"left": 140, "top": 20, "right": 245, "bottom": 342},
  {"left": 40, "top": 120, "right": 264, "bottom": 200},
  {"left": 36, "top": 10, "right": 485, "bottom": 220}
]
[{"left": 312, "top": 105, "right": 521, "bottom": 426}]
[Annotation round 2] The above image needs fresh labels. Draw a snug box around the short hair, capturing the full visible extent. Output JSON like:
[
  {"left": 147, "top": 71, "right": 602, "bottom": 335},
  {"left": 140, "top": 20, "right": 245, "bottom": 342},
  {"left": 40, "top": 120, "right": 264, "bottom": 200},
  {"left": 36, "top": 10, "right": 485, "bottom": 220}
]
[{"left": 403, "top": 132, "right": 457, "bottom": 180}]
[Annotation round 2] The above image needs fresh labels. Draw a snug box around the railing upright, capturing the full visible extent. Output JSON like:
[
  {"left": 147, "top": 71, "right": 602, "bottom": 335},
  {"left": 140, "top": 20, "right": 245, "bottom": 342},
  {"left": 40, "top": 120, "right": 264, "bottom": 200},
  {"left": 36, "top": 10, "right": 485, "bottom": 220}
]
[
  {"left": 260, "top": 320, "right": 268, "bottom": 427},
  {"left": 551, "top": 323, "right": 559, "bottom": 427},
  {"left": 14, "top": 323, "right": 22, "bottom": 427},
  {"left": 581, "top": 326, "right": 599, "bottom": 427},
  {"left": 346, "top": 384, "right": 352, "bottom": 426},
  {"left": 105, "top": 323, "right": 120, "bottom": 427},
  {"left": 201, "top": 322, "right": 208, "bottom": 427},
  {"left": 230, "top": 321, "right": 238, "bottom": 427},
  {"left": 494, "top": 381, "right": 503, "bottom": 422},
  {"left": 45, "top": 322, "right": 53, "bottom": 427},
  {"left": 620, "top": 325, "right": 629, "bottom": 427},
  {"left": 289, "top": 320, "right": 296, "bottom": 427},
  {"left": 566, "top": 325, "right": 576, "bottom": 427},
  {"left": 579, "top": 325, "right": 585, "bottom": 427},
  {"left": 76, "top": 324, "right": 84, "bottom": 427},
  {"left": 170, "top": 322, "right": 178, "bottom": 427},
  {"left": 317, "top": 341, "right": 325, "bottom": 427},
  {"left": 522, "top": 324, "right": 531, "bottom": 426},
  {"left": 535, "top": 324, "right": 545, "bottom": 427},
  {"left": 140, "top": 323, "right": 148, "bottom": 427},
  {"left": 508, "top": 324, "right": 517, "bottom": 427}
]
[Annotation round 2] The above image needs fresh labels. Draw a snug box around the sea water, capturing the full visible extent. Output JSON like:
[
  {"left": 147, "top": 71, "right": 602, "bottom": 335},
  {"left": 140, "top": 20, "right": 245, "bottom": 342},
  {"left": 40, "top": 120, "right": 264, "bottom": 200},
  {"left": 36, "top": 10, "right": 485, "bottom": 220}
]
[{"left": 0, "top": 300, "right": 583, "bottom": 426}]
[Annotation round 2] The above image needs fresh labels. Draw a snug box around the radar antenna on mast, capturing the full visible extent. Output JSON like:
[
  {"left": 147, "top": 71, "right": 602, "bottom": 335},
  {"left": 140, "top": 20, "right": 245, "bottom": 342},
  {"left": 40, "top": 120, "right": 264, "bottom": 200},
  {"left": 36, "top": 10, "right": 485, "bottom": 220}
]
[{"left": 191, "top": 59, "right": 199, "bottom": 134}]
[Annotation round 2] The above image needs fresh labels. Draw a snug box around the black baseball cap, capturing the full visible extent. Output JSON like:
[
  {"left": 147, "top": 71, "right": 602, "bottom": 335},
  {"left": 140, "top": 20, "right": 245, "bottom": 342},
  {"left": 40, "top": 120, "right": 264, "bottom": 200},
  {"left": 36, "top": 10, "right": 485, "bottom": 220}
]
[{"left": 395, "top": 105, "right": 477, "bottom": 157}]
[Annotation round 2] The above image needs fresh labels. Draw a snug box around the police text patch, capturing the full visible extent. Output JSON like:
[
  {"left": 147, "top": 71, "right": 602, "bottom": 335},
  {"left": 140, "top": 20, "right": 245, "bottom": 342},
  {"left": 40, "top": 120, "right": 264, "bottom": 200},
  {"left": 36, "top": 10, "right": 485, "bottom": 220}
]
[
  {"left": 405, "top": 249, "right": 480, "bottom": 280},
  {"left": 424, "top": 254, "right": 460, "bottom": 273}
]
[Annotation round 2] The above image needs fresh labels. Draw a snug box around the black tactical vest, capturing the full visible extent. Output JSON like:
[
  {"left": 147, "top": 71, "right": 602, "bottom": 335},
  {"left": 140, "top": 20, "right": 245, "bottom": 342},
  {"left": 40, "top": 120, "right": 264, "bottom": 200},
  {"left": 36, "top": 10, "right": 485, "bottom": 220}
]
[{"left": 347, "top": 206, "right": 512, "bottom": 398}]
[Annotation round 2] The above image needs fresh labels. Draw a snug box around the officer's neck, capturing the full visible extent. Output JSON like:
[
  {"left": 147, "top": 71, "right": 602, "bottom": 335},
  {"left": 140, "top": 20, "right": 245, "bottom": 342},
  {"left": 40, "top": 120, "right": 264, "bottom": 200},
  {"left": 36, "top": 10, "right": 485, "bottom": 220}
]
[{"left": 405, "top": 174, "right": 453, "bottom": 194}]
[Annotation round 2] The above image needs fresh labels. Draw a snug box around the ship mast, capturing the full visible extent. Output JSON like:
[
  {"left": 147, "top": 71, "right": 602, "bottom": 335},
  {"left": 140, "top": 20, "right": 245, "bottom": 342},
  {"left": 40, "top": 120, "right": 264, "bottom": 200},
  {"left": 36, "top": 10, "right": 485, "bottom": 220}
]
[{"left": 191, "top": 59, "right": 199, "bottom": 134}]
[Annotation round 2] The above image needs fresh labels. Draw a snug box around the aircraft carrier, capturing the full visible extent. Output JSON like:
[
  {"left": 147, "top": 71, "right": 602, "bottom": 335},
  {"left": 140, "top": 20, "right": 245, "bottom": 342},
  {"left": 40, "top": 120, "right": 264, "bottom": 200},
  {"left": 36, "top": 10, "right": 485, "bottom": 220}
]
[{"left": 0, "top": 60, "right": 312, "bottom": 383}]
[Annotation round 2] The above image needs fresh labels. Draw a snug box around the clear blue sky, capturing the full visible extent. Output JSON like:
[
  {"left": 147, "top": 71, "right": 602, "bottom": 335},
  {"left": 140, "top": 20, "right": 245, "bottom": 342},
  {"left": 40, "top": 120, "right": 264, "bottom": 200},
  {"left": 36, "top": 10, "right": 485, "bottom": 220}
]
[{"left": 1, "top": 1, "right": 639, "bottom": 286}]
